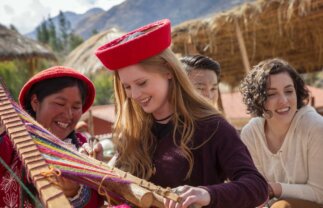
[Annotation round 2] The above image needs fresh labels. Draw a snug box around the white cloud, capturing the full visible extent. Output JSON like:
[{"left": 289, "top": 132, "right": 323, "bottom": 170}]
[
  {"left": 0, "top": 0, "right": 125, "bottom": 34},
  {"left": 93, "top": 0, "right": 125, "bottom": 10}
]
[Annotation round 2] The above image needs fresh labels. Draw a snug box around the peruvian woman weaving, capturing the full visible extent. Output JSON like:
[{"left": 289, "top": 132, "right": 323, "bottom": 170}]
[
  {"left": 0, "top": 66, "right": 182, "bottom": 208},
  {"left": 0, "top": 66, "right": 103, "bottom": 207},
  {"left": 94, "top": 19, "right": 268, "bottom": 208}
]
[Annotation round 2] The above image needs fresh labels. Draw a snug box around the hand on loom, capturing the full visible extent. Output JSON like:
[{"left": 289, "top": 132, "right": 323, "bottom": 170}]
[
  {"left": 268, "top": 182, "right": 282, "bottom": 198},
  {"left": 56, "top": 176, "right": 80, "bottom": 197},
  {"left": 79, "top": 142, "right": 104, "bottom": 161},
  {"left": 164, "top": 185, "right": 210, "bottom": 208}
]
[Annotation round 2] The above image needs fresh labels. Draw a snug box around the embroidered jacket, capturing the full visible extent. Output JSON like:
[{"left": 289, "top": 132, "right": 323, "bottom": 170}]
[{"left": 0, "top": 133, "right": 104, "bottom": 207}]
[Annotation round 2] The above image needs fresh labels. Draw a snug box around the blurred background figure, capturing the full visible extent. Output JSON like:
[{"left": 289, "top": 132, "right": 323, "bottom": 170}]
[{"left": 181, "top": 55, "right": 221, "bottom": 109}]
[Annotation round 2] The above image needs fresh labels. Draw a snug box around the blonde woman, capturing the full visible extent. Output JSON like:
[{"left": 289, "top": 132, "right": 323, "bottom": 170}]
[{"left": 95, "top": 19, "right": 268, "bottom": 208}]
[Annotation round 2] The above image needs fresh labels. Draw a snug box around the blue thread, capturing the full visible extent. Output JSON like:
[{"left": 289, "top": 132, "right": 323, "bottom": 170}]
[{"left": 70, "top": 185, "right": 91, "bottom": 207}]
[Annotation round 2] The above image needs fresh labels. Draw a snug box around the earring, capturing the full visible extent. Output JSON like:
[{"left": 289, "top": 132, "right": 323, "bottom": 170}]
[{"left": 262, "top": 111, "right": 272, "bottom": 119}]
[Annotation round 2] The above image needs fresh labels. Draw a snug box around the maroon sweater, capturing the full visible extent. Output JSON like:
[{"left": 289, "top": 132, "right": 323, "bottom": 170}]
[{"left": 150, "top": 115, "right": 268, "bottom": 208}]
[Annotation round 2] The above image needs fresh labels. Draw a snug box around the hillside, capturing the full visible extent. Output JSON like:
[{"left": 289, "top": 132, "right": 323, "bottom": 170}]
[{"left": 27, "top": 0, "right": 251, "bottom": 40}]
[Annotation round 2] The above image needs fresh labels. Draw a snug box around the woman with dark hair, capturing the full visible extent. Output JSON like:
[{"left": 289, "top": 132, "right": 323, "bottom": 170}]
[
  {"left": 0, "top": 66, "right": 103, "bottom": 207},
  {"left": 240, "top": 58, "right": 323, "bottom": 208}
]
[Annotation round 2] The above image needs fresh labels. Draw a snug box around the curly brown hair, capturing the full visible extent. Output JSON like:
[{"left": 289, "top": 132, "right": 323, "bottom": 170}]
[{"left": 240, "top": 58, "right": 309, "bottom": 117}]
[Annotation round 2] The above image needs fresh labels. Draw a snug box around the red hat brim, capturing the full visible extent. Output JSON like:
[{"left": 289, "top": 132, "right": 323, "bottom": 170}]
[
  {"left": 95, "top": 19, "right": 171, "bottom": 70},
  {"left": 18, "top": 66, "right": 95, "bottom": 113}
]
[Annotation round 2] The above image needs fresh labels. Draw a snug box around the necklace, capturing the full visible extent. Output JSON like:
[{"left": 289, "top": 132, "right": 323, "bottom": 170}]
[{"left": 153, "top": 114, "right": 173, "bottom": 122}]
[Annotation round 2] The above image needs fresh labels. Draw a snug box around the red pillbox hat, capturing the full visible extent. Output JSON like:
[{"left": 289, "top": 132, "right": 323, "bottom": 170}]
[
  {"left": 19, "top": 66, "right": 95, "bottom": 113},
  {"left": 95, "top": 19, "right": 171, "bottom": 70}
]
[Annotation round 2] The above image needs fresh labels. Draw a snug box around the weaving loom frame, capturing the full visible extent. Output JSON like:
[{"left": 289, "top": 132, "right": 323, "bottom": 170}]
[
  {"left": 0, "top": 81, "right": 182, "bottom": 208},
  {"left": 0, "top": 84, "right": 71, "bottom": 207}
]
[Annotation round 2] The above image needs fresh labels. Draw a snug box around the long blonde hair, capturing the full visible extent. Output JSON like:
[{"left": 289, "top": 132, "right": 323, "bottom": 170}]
[{"left": 113, "top": 48, "right": 220, "bottom": 179}]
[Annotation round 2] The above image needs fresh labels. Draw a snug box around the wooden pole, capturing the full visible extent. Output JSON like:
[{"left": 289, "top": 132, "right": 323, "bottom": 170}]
[
  {"left": 88, "top": 109, "right": 94, "bottom": 137},
  {"left": 28, "top": 58, "right": 37, "bottom": 77},
  {"left": 235, "top": 19, "right": 250, "bottom": 74},
  {"left": 88, "top": 109, "right": 97, "bottom": 158}
]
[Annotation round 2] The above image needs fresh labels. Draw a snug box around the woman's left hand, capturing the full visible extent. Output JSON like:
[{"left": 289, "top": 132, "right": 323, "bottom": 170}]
[
  {"left": 79, "top": 142, "right": 104, "bottom": 161},
  {"left": 164, "top": 185, "right": 210, "bottom": 208},
  {"left": 268, "top": 182, "right": 282, "bottom": 198}
]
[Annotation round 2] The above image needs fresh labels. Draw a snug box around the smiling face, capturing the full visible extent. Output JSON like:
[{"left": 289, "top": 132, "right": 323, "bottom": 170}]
[
  {"left": 188, "top": 69, "right": 219, "bottom": 105},
  {"left": 264, "top": 72, "right": 297, "bottom": 126},
  {"left": 31, "top": 86, "right": 83, "bottom": 140},
  {"left": 118, "top": 64, "right": 173, "bottom": 119}
]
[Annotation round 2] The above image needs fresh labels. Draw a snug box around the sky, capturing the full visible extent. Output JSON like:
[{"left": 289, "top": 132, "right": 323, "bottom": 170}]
[{"left": 0, "top": 0, "right": 125, "bottom": 34}]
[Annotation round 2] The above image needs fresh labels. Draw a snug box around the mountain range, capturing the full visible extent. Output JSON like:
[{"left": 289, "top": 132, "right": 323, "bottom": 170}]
[{"left": 27, "top": 0, "right": 251, "bottom": 40}]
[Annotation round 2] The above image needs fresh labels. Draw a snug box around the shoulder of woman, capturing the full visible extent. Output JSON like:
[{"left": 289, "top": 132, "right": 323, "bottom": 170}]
[
  {"left": 197, "top": 115, "right": 229, "bottom": 128},
  {"left": 196, "top": 115, "right": 239, "bottom": 138},
  {"left": 297, "top": 106, "right": 323, "bottom": 124},
  {"left": 292, "top": 106, "right": 323, "bottom": 135},
  {"left": 242, "top": 117, "right": 263, "bottom": 131},
  {"left": 240, "top": 117, "right": 264, "bottom": 142},
  {"left": 287, "top": 106, "right": 323, "bottom": 146}
]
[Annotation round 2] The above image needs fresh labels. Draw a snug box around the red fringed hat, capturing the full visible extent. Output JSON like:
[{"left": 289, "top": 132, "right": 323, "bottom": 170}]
[
  {"left": 95, "top": 19, "right": 171, "bottom": 70},
  {"left": 19, "top": 66, "right": 95, "bottom": 113}
]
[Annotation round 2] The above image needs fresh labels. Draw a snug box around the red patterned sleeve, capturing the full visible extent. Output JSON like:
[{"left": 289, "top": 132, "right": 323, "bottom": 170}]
[{"left": 0, "top": 134, "right": 14, "bottom": 177}]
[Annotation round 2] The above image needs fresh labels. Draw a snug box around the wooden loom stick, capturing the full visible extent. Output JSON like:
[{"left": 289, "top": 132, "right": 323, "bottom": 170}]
[
  {"left": 18, "top": 110, "right": 180, "bottom": 207},
  {"left": 108, "top": 167, "right": 180, "bottom": 207},
  {"left": 101, "top": 180, "right": 154, "bottom": 207},
  {"left": 0, "top": 86, "right": 71, "bottom": 208},
  {"left": 82, "top": 155, "right": 181, "bottom": 207},
  {"left": 71, "top": 153, "right": 181, "bottom": 207},
  {"left": 0, "top": 83, "right": 181, "bottom": 207}
]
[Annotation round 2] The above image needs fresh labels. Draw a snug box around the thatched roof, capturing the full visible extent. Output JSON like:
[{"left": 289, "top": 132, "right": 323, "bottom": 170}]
[
  {"left": 172, "top": 0, "right": 323, "bottom": 87},
  {"left": 64, "top": 28, "right": 124, "bottom": 74},
  {"left": 0, "top": 24, "right": 56, "bottom": 61}
]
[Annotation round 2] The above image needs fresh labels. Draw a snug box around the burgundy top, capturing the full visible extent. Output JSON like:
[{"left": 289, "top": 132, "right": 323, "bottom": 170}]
[{"left": 150, "top": 115, "right": 268, "bottom": 208}]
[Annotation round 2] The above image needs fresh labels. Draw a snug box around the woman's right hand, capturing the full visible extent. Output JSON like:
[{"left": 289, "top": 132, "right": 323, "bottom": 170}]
[
  {"left": 79, "top": 142, "right": 104, "bottom": 161},
  {"left": 164, "top": 185, "right": 209, "bottom": 208}
]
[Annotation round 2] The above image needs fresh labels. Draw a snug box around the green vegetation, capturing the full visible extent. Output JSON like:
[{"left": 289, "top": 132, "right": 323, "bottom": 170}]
[
  {"left": 0, "top": 61, "right": 115, "bottom": 105},
  {"left": 0, "top": 13, "right": 115, "bottom": 105},
  {"left": 90, "top": 70, "right": 115, "bottom": 105},
  {"left": 36, "top": 11, "right": 84, "bottom": 58},
  {"left": 0, "top": 60, "right": 53, "bottom": 101},
  {"left": 302, "top": 71, "right": 323, "bottom": 88}
]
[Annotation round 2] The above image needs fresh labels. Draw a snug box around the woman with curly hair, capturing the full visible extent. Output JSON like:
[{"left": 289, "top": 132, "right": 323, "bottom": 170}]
[
  {"left": 240, "top": 58, "right": 323, "bottom": 208},
  {"left": 93, "top": 19, "right": 268, "bottom": 208}
]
